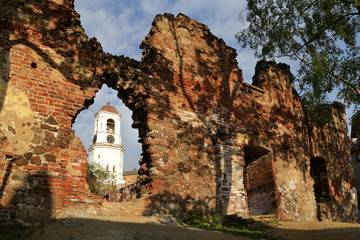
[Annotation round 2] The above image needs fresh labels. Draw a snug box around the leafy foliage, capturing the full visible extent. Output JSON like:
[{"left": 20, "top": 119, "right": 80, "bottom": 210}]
[
  {"left": 237, "top": 0, "right": 360, "bottom": 109},
  {"left": 86, "top": 162, "right": 117, "bottom": 196}
]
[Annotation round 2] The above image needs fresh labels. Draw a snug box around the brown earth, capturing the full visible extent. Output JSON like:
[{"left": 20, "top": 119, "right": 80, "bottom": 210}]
[
  {"left": 4, "top": 215, "right": 360, "bottom": 240},
  {"left": 25, "top": 215, "right": 248, "bottom": 240},
  {"left": 267, "top": 220, "right": 360, "bottom": 240}
]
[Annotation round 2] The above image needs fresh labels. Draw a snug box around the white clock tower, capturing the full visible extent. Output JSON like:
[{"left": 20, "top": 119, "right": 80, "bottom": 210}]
[{"left": 88, "top": 101, "right": 125, "bottom": 185}]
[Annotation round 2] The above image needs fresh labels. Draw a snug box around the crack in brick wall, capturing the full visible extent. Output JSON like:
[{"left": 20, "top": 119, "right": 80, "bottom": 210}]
[{"left": 0, "top": 0, "right": 358, "bottom": 223}]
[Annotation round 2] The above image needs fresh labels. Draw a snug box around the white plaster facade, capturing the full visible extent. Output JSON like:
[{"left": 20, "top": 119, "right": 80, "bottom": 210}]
[{"left": 88, "top": 101, "right": 125, "bottom": 185}]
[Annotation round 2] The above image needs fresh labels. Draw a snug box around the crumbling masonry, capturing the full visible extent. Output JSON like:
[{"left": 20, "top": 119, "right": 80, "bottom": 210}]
[{"left": 0, "top": 0, "right": 358, "bottom": 224}]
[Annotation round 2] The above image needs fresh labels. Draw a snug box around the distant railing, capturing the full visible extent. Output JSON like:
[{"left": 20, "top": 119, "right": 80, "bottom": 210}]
[{"left": 106, "top": 129, "right": 114, "bottom": 134}]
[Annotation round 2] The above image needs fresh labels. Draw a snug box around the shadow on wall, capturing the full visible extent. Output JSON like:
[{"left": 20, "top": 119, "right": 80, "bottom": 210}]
[
  {"left": 0, "top": 30, "right": 9, "bottom": 114},
  {"left": 143, "top": 190, "right": 216, "bottom": 218},
  {"left": 0, "top": 170, "right": 53, "bottom": 223},
  {"left": 0, "top": 149, "right": 14, "bottom": 201}
]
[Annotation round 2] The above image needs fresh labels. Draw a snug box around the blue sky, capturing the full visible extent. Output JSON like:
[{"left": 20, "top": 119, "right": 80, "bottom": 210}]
[{"left": 73, "top": 0, "right": 354, "bottom": 171}]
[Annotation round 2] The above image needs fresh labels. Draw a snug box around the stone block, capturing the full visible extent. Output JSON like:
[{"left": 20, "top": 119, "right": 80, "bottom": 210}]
[
  {"left": 30, "top": 156, "right": 41, "bottom": 165},
  {"left": 34, "top": 146, "right": 46, "bottom": 154},
  {"left": 44, "top": 154, "right": 56, "bottom": 162},
  {"left": 13, "top": 155, "right": 28, "bottom": 166},
  {"left": 45, "top": 115, "right": 58, "bottom": 125},
  {"left": 23, "top": 152, "right": 33, "bottom": 160}
]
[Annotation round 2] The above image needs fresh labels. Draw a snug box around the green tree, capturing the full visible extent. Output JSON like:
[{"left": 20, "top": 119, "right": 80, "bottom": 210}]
[
  {"left": 86, "top": 162, "right": 117, "bottom": 196},
  {"left": 236, "top": 0, "right": 360, "bottom": 108}
]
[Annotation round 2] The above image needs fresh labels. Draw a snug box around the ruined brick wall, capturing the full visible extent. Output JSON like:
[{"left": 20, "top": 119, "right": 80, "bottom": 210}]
[
  {"left": 351, "top": 140, "right": 360, "bottom": 211},
  {"left": 350, "top": 113, "right": 360, "bottom": 210},
  {"left": 310, "top": 105, "right": 358, "bottom": 221},
  {"left": 0, "top": 0, "right": 106, "bottom": 223},
  {"left": 138, "top": 13, "right": 247, "bottom": 216},
  {"left": 136, "top": 14, "right": 357, "bottom": 221},
  {"left": 246, "top": 62, "right": 357, "bottom": 221},
  {"left": 248, "top": 61, "right": 318, "bottom": 221},
  {"left": 0, "top": 0, "right": 357, "bottom": 224}
]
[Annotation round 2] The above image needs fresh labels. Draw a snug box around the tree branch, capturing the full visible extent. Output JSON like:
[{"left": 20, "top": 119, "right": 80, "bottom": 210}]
[
  {"left": 338, "top": 0, "right": 360, "bottom": 14},
  {"left": 292, "top": 11, "right": 352, "bottom": 56},
  {"left": 304, "top": 48, "right": 360, "bottom": 98}
]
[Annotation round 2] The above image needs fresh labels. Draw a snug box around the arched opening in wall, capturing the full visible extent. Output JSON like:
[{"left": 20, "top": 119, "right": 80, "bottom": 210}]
[
  {"left": 244, "top": 146, "right": 276, "bottom": 216},
  {"left": 310, "top": 157, "right": 330, "bottom": 221},
  {"left": 106, "top": 118, "right": 115, "bottom": 134},
  {"left": 72, "top": 85, "right": 142, "bottom": 193}
]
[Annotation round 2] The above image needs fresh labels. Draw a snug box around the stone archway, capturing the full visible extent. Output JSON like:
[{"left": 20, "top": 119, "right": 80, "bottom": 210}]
[
  {"left": 310, "top": 157, "right": 330, "bottom": 221},
  {"left": 244, "top": 145, "right": 276, "bottom": 215}
]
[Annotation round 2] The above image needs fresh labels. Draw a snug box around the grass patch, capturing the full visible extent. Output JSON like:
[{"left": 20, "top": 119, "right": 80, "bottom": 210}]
[{"left": 182, "top": 209, "right": 282, "bottom": 240}]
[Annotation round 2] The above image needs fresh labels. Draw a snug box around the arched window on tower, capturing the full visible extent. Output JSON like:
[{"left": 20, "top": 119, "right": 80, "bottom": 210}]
[{"left": 106, "top": 118, "right": 115, "bottom": 134}]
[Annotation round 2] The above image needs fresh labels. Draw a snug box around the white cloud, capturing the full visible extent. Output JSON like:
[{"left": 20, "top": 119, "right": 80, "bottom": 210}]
[{"left": 139, "top": 0, "right": 170, "bottom": 17}]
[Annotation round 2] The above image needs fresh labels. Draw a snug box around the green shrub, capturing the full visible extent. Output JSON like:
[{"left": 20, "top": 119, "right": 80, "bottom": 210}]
[
  {"left": 86, "top": 162, "right": 117, "bottom": 196},
  {"left": 183, "top": 209, "right": 204, "bottom": 225},
  {"left": 183, "top": 209, "right": 280, "bottom": 239},
  {"left": 184, "top": 210, "right": 223, "bottom": 230}
]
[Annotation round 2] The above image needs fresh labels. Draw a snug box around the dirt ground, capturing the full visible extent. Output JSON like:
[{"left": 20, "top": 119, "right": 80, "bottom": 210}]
[
  {"left": 25, "top": 215, "right": 249, "bottom": 240},
  {"left": 3, "top": 215, "right": 360, "bottom": 240},
  {"left": 266, "top": 220, "right": 360, "bottom": 240}
]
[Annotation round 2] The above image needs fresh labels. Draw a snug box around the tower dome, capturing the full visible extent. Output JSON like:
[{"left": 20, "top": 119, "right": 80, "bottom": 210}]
[{"left": 99, "top": 101, "right": 118, "bottom": 114}]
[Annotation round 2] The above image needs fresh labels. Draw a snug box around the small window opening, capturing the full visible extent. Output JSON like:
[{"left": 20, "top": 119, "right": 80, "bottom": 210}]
[
  {"left": 31, "top": 62, "right": 37, "bottom": 68},
  {"left": 113, "top": 166, "right": 116, "bottom": 173},
  {"left": 106, "top": 165, "right": 109, "bottom": 172},
  {"left": 106, "top": 119, "right": 115, "bottom": 134}
]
